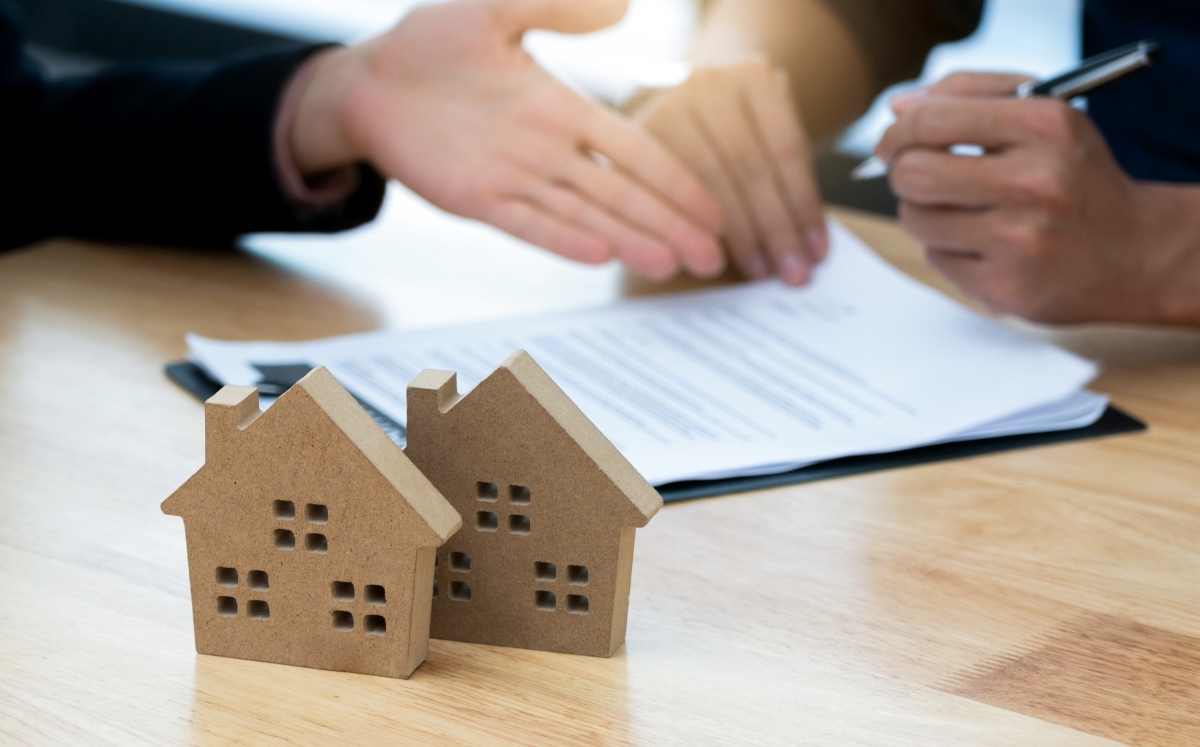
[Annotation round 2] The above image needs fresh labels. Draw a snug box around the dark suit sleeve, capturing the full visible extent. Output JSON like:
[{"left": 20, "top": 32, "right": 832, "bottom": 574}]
[
  {"left": 1, "top": 2, "right": 385, "bottom": 251},
  {"left": 819, "top": 0, "right": 986, "bottom": 88}
]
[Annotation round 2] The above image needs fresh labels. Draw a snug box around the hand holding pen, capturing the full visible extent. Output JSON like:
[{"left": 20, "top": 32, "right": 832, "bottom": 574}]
[
  {"left": 865, "top": 40, "right": 1200, "bottom": 326},
  {"left": 852, "top": 40, "right": 1164, "bottom": 180}
]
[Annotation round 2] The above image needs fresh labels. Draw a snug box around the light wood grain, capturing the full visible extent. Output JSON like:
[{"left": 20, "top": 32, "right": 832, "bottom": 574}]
[{"left": 3, "top": 204, "right": 1200, "bottom": 746}]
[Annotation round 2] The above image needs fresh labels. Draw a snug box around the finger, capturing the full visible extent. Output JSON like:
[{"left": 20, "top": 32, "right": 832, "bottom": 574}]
[
  {"left": 925, "top": 71, "right": 1034, "bottom": 97},
  {"left": 891, "top": 73, "right": 1034, "bottom": 118},
  {"left": 923, "top": 246, "right": 1033, "bottom": 316},
  {"left": 889, "top": 149, "right": 1008, "bottom": 207},
  {"left": 582, "top": 105, "right": 724, "bottom": 235},
  {"left": 691, "top": 81, "right": 812, "bottom": 285},
  {"left": 662, "top": 112, "right": 772, "bottom": 282},
  {"left": 521, "top": 178, "right": 680, "bottom": 279},
  {"left": 877, "top": 97, "right": 1055, "bottom": 161},
  {"left": 898, "top": 202, "right": 1000, "bottom": 253},
  {"left": 924, "top": 247, "right": 992, "bottom": 297},
  {"left": 561, "top": 150, "right": 726, "bottom": 278},
  {"left": 744, "top": 68, "right": 829, "bottom": 261},
  {"left": 498, "top": 118, "right": 723, "bottom": 275},
  {"left": 483, "top": 198, "right": 613, "bottom": 265},
  {"left": 496, "top": 0, "right": 628, "bottom": 35}
]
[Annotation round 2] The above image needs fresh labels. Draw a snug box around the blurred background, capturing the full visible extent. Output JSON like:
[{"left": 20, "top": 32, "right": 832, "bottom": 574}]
[{"left": 16, "top": 0, "right": 1080, "bottom": 217}]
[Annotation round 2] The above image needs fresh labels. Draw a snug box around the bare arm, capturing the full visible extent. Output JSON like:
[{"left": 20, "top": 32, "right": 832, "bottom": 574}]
[{"left": 691, "top": 0, "right": 876, "bottom": 144}]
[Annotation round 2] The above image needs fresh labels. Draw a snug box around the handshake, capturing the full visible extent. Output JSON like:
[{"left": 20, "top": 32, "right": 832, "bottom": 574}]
[{"left": 290, "top": 0, "right": 811, "bottom": 286}]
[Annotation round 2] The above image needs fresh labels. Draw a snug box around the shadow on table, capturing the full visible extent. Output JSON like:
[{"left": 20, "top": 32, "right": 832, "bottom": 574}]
[
  {"left": 186, "top": 642, "right": 636, "bottom": 745},
  {"left": 0, "top": 239, "right": 384, "bottom": 359}
]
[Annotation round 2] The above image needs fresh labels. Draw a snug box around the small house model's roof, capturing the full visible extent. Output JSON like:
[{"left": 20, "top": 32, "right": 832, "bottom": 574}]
[
  {"left": 164, "top": 367, "right": 460, "bottom": 542},
  {"left": 298, "top": 367, "right": 460, "bottom": 541},
  {"left": 411, "top": 351, "right": 662, "bottom": 523}
]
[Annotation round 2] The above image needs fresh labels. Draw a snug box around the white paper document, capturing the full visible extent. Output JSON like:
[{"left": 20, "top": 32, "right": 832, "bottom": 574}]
[{"left": 189, "top": 221, "right": 1104, "bottom": 486}]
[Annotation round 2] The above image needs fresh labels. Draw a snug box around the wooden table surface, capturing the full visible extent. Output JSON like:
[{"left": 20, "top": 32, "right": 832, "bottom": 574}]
[{"left": 3, "top": 194, "right": 1200, "bottom": 746}]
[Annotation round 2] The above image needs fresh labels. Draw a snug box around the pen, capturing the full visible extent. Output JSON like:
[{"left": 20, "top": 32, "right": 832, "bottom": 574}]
[{"left": 850, "top": 39, "right": 1165, "bottom": 181}]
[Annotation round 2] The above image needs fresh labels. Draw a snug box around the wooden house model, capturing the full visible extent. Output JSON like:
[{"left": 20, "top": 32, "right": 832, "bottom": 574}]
[
  {"left": 405, "top": 350, "right": 663, "bottom": 657},
  {"left": 162, "top": 366, "right": 461, "bottom": 679}
]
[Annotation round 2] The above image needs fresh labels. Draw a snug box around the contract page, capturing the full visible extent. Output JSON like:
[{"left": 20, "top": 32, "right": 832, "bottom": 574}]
[{"left": 189, "top": 221, "right": 1099, "bottom": 486}]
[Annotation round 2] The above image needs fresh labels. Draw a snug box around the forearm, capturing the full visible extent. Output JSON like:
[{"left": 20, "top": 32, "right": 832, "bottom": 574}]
[
  {"left": 690, "top": 0, "right": 875, "bottom": 144},
  {"left": 288, "top": 45, "right": 367, "bottom": 175}
]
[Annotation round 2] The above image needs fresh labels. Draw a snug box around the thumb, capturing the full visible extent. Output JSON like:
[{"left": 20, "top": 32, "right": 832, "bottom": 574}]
[{"left": 497, "top": 0, "right": 628, "bottom": 35}]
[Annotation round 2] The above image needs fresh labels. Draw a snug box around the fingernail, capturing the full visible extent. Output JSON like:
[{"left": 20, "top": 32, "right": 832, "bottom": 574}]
[
  {"left": 701, "top": 237, "right": 727, "bottom": 277},
  {"left": 743, "top": 254, "right": 769, "bottom": 280},
  {"left": 778, "top": 253, "right": 810, "bottom": 286},
  {"left": 706, "top": 252, "right": 727, "bottom": 278},
  {"left": 805, "top": 229, "right": 829, "bottom": 261},
  {"left": 890, "top": 88, "right": 927, "bottom": 115}
]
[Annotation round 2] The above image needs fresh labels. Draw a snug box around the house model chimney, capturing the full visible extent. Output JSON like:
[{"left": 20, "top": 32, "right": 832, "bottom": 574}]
[
  {"left": 407, "top": 370, "right": 462, "bottom": 414},
  {"left": 204, "top": 385, "right": 260, "bottom": 458}
]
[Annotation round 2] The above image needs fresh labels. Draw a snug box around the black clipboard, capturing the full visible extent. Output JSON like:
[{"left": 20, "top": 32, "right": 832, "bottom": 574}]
[{"left": 166, "top": 361, "right": 1146, "bottom": 504}]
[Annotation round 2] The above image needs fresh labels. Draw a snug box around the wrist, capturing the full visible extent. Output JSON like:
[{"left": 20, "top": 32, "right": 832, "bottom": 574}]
[
  {"left": 1135, "top": 182, "right": 1200, "bottom": 326},
  {"left": 288, "top": 45, "right": 367, "bottom": 175}
]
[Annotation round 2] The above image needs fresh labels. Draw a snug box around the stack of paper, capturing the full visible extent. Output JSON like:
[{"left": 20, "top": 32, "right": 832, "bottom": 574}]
[{"left": 189, "top": 221, "right": 1103, "bottom": 487}]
